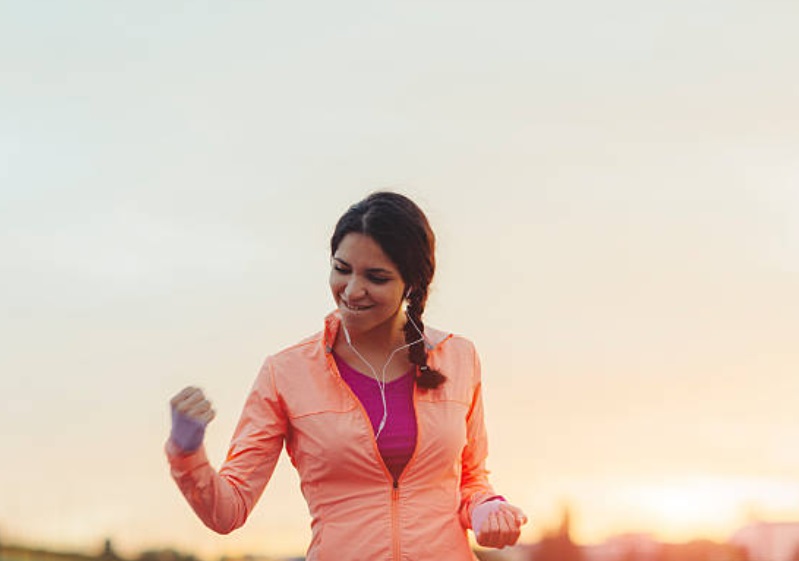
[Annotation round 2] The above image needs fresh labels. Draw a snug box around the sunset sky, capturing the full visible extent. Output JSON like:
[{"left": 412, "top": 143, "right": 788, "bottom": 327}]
[{"left": 2, "top": 1, "right": 798, "bottom": 558}]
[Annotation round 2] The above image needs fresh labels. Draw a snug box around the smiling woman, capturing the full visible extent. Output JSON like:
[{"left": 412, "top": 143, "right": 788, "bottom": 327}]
[
  {"left": 330, "top": 233, "right": 408, "bottom": 357},
  {"left": 165, "top": 191, "right": 527, "bottom": 561}
]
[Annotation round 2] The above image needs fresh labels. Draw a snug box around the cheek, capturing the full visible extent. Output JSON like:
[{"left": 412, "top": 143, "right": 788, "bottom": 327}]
[
  {"left": 378, "top": 285, "right": 405, "bottom": 308},
  {"left": 329, "top": 274, "right": 343, "bottom": 299}
]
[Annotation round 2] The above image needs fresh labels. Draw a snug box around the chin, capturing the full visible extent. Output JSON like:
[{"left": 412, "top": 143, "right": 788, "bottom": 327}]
[
  {"left": 339, "top": 306, "right": 397, "bottom": 334},
  {"left": 339, "top": 306, "right": 374, "bottom": 325}
]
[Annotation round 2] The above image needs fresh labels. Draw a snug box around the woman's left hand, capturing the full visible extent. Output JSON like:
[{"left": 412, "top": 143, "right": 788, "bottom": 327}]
[{"left": 472, "top": 499, "right": 528, "bottom": 549}]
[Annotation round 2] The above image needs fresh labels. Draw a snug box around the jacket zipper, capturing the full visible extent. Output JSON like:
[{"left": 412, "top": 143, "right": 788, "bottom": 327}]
[
  {"left": 392, "top": 480, "right": 400, "bottom": 560},
  {"left": 390, "top": 379, "right": 421, "bottom": 560},
  {"left": 326, "top": 350, "right": 424, "bottom": 560}
]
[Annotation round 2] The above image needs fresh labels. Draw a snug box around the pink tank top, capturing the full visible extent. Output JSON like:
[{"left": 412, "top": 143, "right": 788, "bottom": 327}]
[{"left": 333, "top": 353, "right": 418, "bottom": 482}]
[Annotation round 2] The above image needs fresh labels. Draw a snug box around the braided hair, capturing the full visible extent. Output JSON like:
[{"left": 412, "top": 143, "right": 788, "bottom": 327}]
[{"left": 330, "top": 192, "right": 446, "bottom": 389}]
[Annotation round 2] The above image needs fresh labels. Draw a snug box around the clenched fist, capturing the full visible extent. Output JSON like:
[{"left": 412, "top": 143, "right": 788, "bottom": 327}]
[
  {"left": 169, "top": 386, "right": 216, "bottom": 453},
  {"left": 472, "top": 499, "right": 528, "bottom": 549}
]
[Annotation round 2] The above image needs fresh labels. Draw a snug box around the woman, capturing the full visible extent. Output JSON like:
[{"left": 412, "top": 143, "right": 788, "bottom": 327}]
[{"left": 167, "top": 192, "right": 527, "bottom": 560}]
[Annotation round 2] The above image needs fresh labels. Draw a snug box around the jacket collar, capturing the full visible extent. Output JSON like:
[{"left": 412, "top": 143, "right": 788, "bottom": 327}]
[
  {"left": 323, "top": 310, "right": 342, "bottom": 354},
  {"left": 322, "top": 310, "right": 451, "bottom": 354}
]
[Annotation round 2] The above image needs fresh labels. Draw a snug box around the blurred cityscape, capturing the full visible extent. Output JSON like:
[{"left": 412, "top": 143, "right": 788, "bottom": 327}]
[{"left": 3, "top": 511, "right": 799, "bottom": 561}]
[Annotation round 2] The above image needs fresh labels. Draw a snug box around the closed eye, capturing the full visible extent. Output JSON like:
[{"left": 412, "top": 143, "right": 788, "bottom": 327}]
[{"left": 332, "top": 258, "right": 395, "bottom": 284}]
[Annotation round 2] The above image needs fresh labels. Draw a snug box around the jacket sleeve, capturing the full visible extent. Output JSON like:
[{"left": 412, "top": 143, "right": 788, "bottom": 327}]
[
  {"left": 458, "top": 344, "right": 498, "bottom": 529},
  {"left": 165, "top": 358, "right": 287, "bottom": 534}
]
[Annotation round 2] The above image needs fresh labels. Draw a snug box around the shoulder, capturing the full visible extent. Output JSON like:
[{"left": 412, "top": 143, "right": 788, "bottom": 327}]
[
  {"left": 425, "top": 325, "right": 478, "bottom": 362},
  {"left": 249, "top": 328, "right": 355, "bottom": 418},
  {"left": 274, "top": 330, "right": 323, "bottom": 357},
  {"left": 261, "top": 329, "right": 326, "bottom": 372},
  {"left": 255, "top": 312, "right": 339, "bottom": 390},
  {"left": 250, "top": 329, "right": 353, "bottom": 416},
  {"left": 424, "top": 326, "right": 483, "bottom": 399},
  {"left": 252, "top": 329, "right": 328, "bottom": 393}
]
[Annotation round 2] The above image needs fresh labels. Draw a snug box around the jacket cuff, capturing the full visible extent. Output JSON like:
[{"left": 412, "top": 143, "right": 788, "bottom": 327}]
[
  {"left": 478, "top": 495, "right": 506, "bottom": 504},
  {"left": 461, "top": 491, "right": 500, "bottom": 529},
  {"left": 164, "top": 438, "right": 210, "bottom": 476}
]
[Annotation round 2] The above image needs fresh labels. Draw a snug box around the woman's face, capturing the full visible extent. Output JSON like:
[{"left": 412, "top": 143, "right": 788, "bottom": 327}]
[{"left": 330, "top": 232, "right": 407, "bottom": 337}]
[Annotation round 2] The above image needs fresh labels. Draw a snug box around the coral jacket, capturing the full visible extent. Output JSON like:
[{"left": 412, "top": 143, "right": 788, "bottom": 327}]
[{"left": 166, "top": 312, "right": 497, "bottom": 561}]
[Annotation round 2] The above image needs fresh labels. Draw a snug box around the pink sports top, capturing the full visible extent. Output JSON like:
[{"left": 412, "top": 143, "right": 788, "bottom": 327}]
[{"left": 333, "top": 353, "right": 417, "bottom": 482}]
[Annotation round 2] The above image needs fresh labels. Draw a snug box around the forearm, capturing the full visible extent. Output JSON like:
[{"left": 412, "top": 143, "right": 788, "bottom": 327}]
[
  {"left": 459, "top": 477, "right": 497, "bottom": 529},
  {"left": 165, "top": 440, "right": 250, "bottom": 534},
  {"left": 458, "top": 370, "right": 496, "bottom": 529}
]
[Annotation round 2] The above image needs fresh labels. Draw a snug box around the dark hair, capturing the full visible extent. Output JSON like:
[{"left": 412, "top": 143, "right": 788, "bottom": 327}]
[{"left": 330, "top": 191, "right": 446, "bottom": 389}]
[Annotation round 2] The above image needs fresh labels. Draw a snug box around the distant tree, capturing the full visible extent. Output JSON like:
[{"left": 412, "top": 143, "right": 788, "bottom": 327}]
[
  {"left": 136, "top": 550, "right": 200, "bottom": 561},
  {"left": 473, "top": 550, "right": 508, "bottom": 561},
  {"left": 617, "top": 547, "right": 639, "bottom": 561},
  {"left": 530, "top": 506, "right": 583, "bottom": 561},
  {"left": 100, "top": 539, "right": 119, "bottom": 561},
  {"left": 659, "top": 539, "right": 749, "bottom": 561}
]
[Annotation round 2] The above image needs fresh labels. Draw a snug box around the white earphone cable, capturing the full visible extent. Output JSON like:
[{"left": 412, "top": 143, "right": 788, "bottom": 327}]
[{"left": 340, "top": 318, "right": 424, "bottom": 439}]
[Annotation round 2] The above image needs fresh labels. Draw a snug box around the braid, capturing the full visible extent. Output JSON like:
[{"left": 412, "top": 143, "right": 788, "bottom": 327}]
[{"left": 404, "top": 289, "right": 446, "bottom": 390}]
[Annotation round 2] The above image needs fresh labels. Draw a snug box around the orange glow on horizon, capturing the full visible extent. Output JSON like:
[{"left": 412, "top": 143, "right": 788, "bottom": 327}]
[{"left": 527, "top": 475, "right": 799, "bottom": 546}]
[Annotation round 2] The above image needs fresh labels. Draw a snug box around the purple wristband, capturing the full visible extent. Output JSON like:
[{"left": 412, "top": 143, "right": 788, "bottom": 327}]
[
  {"left": 481, "top": 495, "right": 507, "bottom": 504},
  {"left": 170, "top": 408, "right": 206, "bottom": 452}
]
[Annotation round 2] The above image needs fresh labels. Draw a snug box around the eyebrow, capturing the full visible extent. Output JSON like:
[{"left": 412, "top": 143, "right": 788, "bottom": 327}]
[{"left": 333, "top": 257, "right": 395, "bottom": 275}]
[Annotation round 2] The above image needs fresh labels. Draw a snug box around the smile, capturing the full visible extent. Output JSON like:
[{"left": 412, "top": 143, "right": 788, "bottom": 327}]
[{"left": 342, "top": 300, "right": 374, "bottom": 312}]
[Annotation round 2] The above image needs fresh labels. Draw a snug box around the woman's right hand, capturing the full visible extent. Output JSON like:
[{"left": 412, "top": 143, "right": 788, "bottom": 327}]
[{"left": 169, "top": 386, "right": 216, "bottom": 453}]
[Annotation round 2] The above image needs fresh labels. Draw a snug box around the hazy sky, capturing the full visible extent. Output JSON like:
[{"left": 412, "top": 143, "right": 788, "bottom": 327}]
[{"left": 2, "top": 1, "right": 798, "bottom": 558}]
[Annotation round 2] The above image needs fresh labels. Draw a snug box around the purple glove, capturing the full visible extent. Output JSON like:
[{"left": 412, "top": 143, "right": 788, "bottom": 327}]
[
  {"left": 170, "top": 407, "right": 207, "bottom": 452},
  {"left": 169, "top": 387, "right": 215, "bottom": 453}
]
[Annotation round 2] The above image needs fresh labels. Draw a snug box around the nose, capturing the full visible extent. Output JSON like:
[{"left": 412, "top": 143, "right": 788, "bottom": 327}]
[{"left": 343, "top": 276, "right": 368, "bottom": 300}]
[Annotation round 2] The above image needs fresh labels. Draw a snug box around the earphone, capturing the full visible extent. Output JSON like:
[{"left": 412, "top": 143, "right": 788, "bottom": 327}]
[{"left": 340, "top": 314, "right": 426, "bottom": 439}]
